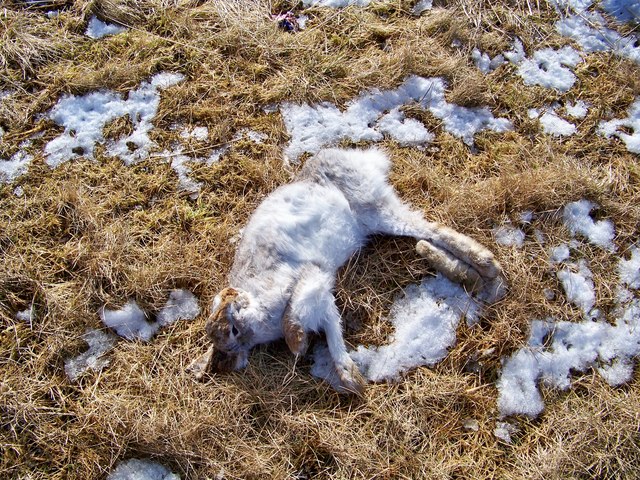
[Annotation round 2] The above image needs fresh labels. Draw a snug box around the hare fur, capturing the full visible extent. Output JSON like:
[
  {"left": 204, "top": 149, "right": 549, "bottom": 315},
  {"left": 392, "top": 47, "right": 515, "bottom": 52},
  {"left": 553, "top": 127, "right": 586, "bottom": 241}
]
[{"left": 193, "top": 148, "right": 504, "bottom": 393}]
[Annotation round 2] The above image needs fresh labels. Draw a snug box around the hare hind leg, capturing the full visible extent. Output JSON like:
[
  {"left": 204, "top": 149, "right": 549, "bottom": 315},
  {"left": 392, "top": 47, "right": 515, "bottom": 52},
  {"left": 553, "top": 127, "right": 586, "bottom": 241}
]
[{"left": 371, "top": 194, "right": 503, "bottom": 284}]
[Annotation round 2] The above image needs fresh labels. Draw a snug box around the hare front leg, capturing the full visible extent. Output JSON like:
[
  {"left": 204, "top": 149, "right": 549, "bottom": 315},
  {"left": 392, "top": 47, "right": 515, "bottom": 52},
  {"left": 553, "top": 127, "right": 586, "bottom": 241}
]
[{"left": 287, "top": 265, "right": 366, "bottom": 395}]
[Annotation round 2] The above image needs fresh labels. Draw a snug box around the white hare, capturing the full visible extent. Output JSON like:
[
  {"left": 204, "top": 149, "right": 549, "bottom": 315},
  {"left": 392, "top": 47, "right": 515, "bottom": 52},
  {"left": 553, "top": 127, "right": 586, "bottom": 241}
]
[{"left": 190, "top": 148, "right": 504, "bottom": 393}]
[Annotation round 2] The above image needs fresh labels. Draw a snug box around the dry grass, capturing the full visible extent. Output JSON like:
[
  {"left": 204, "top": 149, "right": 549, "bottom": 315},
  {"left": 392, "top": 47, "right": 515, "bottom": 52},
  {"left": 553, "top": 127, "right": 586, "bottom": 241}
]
[{"left": 1, "top": 0, "right": 640, "bottom": 478}]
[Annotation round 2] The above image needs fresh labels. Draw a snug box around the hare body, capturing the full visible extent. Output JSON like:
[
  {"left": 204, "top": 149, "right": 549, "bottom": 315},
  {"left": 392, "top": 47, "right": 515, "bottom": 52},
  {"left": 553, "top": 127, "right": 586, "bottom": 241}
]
[{"left": 201, "top": 148, "right": 504, "bottom": 393}]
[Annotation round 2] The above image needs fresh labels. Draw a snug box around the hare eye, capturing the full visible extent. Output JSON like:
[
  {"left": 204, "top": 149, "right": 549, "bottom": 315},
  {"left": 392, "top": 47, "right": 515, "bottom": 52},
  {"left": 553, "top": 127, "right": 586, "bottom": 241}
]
[{"left": 231, "top": 325, "right": 239, "bottom": 336}]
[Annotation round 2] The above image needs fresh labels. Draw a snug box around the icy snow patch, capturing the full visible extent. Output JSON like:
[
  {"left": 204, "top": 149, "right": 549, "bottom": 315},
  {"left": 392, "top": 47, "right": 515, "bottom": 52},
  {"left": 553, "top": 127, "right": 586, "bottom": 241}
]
[
  {"left": 44, "top": 72, "right": 184, "bottom": 167},
  {"left": 556, "top": 12, "right": 640, "bottom": 64},
  {"left": 472, "top": 48, "right": 505, "bottom": 73},
  {"left": 516, "top": 46, "right": 582, "bottom": 92},
  {"left": 101, "top": 300, "right": 157, "bottom": 341},
  {"left": 493, "top": 225, "right": 526, "bottom": 248},
  {"left": 550, "top": 244, "right": 571, "bottom": 264},
  {"left": 557, "top": 260, "right": 596, "bottom": 315},
  {"left": 107, "top": 458, "right": 179, "bottom": 480},
  {"left": 85, "top": 16, "right": 127, "bottom": 39},
  {"left": 494, "top": 422, "right": 518, "bottom": 443},
  {"left": 156, "top": 289, "right": 201, "bottom": 327},
  {"left": 601, "top": 0, "right": 640, "bottom": 22},
  {"left": 547, "top": 0, "right": 593, "bottom": 12},
  {"left": 64, "top": 329, "right": 117, "bottom": 381},
  {"left": 563, "top": 200, "right": 616, "bottom": 250},
  {"left": 16, "top": 307, "right": 34, "bottom": 323},
  {"left": 565, "top": 100, "right": 589, "bottom": 119},
  {"left": 313, "top": 274, "right": 480, "bottom": 384},
  {"left": 180, "top": 126, "right": 209, "bottom": 142},
  {"left": 281, "top": 76, "right": 512, "bottom": 160},
  {"left": 0, "top": 150, "right": 33, "bottom": 183},
  {"left": 529, "top": 106, "right": 577, "bottom": 136},
  {"left": 101, "top": 290, "right": 200, "bottom": 341},
  {"left": 598, "top": 98, "right": 640, "bottom": 154},
  {"left": 497, "top": 294, "right": 640, "bottom": 418},
  {"left": 504, "top": 38, "right": 526, "bottom": 64},
  {"left": 619, "top": 247, "right": 640, "bottom": 289}
]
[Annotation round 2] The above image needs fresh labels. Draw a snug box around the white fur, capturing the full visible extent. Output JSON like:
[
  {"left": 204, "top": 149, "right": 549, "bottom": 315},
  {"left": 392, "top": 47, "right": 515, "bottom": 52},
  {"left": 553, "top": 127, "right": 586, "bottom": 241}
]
[{"left": 215, "top": 148, "right": 503, "bottom": 391}]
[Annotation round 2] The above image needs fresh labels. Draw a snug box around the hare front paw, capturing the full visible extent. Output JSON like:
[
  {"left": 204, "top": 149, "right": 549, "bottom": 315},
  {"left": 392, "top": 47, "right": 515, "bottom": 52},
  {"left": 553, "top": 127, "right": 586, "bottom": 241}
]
[{"left": 335, "top": 357, "right": 366, "bottom": 396}]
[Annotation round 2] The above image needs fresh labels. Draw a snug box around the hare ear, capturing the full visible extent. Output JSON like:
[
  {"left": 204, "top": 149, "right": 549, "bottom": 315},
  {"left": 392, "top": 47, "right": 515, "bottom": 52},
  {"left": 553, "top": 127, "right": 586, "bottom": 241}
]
[{"left": 282, "top": 305, "right": 308, "bottom": 356}]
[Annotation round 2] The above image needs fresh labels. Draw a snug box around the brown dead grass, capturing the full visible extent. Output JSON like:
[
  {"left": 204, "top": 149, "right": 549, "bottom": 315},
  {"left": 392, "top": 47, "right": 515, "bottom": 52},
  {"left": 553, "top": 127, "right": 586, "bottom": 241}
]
[{"left": 1, "top": 0, "right": 640, "bottom": 478}]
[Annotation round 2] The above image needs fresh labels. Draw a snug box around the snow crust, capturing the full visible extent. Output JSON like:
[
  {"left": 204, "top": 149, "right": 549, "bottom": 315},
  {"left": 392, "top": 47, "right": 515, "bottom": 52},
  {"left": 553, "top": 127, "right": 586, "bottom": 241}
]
[
  {"left": 556, "top": 12, "right": 640, "bottom": 64},
  {"left": 516, "top": 46, "right": 582, "bottom": 92},
  {"left": 101, "top": 290, "right": 200, "bottom": 341},
  {"left": 528, "top": 106, "right": 576, "bottom": 136},
  {"left": 472, "top": 48, "right": 505, "bottom": 73},
  {"left": 492, "top": 225, "right": 526, "bottom": 247},
  {"left": 0, "top": 150, "right": 33, "bottom": 183},
  {"left": 44, "top": 73, "right": 184, "bottom": 167},
  {"left": 312, "top": 274, "right": 480, "bottom": 384},
  {"left": 281, "top": 76, "right": 512, "bottom": 160},
  {"left": 107, "top": 458, "right": 179, "bottom": 480},
  {"left": 563, "top": 200, "right": 616, "bottom": 250},
  {"left": 618, "top": 247, "right": 640, "bottom": 288},
  {"left": 64, "top": 329, "right": 117, "bottom": 381},
  {"left": 598, "top": 98, "right": 640, "bottom": 154},
  {"left": 86, "top": 16, "right": 127, "bottom": 39}
]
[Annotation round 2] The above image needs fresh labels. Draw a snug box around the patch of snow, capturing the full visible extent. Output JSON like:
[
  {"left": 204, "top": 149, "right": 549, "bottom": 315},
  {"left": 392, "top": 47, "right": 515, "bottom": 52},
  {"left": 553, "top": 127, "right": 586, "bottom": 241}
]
[
  {"left": 563, "top": 200, "right": 616, "bottom": 251},
  {"left": 529, "top": 106, "right": 577, "bottom": 136},
  {"left": 412, "top": 0, "right": 433, "bottom": 15},
  {"left": 64, "top": 329, "right": 117, "bottom": 382},
  {"left": 598, "top": 98, "right": 640, "bottom": 154},
  {"left": 517, "top": 46, "right": 582, "bottom": 92},
  {"left": 0, "top": 150, "right": 33, "bottom": 183},
  {"left": 463, "top": 418, "right": 480, "bottom": 431},
  {"left": 281, "top": 76, "right": 512, "bottom": 161},
  {"left": 44, "top": 72, "right": 184, "bottom": 167},
  {"left": 601, "top": 0, "right": 640, "bottom": 22},
  {"left": 504, "top": 38, "right": 526, "bottom": 64},
  {"left": 107, "top": 458, "right": 180, "bottom": 480},
  {"left": 556, "top": 12, "right": 640, "bottom": 64},
  {"left": 565, "top": 100, "right": 589, "bottom": 119},
  {"left": 180, "top": 126, "right": 209, "bottom": 142},
  {"left": 101, "top": 300, "right": 157, "bottom": 342},
  {"left": 313, "top": 274, "right": 481, "bottom": 384},
  {"left": 102, "top": 291, "right": 199, "bottom": 341},
  {"left": 519, "top": 211, "right": 534, "bottom": 224},
  {"left": 497, "top": 291, "right": 640, "bottom": 418},
  {"left": 557, "top": 260, "right": 596, "bottom": 315},
  {"left": 619, "top": 247, "right": 640, "bottom": 289},
  {"left": 16, "top": 306, "right": 34, "bottom": 323},
  {"left": 493, "top": 225, "right": 526, "bottom": 248},
  {"left": 550, "top": 244, "right": 571, "bottom": 264},
  {"left": 376, "top": 108, "right": 435, "bottom": 146},
  {"left": 494, "top": 421, "right": 518, "bottom": 443},
  {"left": 472, "top": 48, "right": 505, "bottom": 73},
  {"left": 85, "top": 16, "right": 127, "bottom": 39},
  {"left": 156, "top": 289, "right": 201, "bottom": 327},
  {"left": 548, "top": 0, "right": 593, "bottom": 12},
  {"left": 234, "top": 128, "right": 268, "bottom": 144}
]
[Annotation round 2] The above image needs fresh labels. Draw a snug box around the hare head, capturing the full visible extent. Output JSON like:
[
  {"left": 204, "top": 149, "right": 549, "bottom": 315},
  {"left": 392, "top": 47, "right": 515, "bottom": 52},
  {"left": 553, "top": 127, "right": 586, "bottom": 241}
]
[{"left": 205, "top": 287, "right": 258, "bottom": 371}]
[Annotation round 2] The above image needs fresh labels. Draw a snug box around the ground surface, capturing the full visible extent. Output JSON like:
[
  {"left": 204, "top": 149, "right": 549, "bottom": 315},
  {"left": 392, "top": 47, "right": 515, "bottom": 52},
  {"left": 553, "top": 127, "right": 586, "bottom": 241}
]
[{"left": 1, "top": 0, "right": 639, "bottom": 478}]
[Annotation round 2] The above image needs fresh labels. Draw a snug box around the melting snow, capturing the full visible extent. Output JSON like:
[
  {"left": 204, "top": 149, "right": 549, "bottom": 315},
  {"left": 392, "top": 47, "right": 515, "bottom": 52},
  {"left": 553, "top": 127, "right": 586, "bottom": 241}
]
[
  {"left": 563, "top": 200, "right": 616, "bottom": 251},
  {"left": 64, "top": 329, "right": 118, "bottom": 381},
  {"left": 550, "top": 244, "right": 571, "bottom": 264},
  {"left": 493, "top": 225, "right": 526, "bottom": 248},
  {"left": 412, "top": 0, "right": 434, "bottom": 15},
  {"left": 601, "top": 0, "right": 640, "bottom": 22},
  {"left": 281, "top": 76, "right": 512, "bottom": 160},
  {"left": 557, "top": 260, "right": 596, "bottom": 316},
  {"left": 44, "top": 72, "right": 184, "bottom": 167},
  {"left": 85, "top": 16, "right": 127, "bottom": 39},
  {"left": 0, "top": 150, "right": 33, "bottom": 183},
  {"left": 180, "top": 126, "right": 209, "bottom": 141},
  {"left": 565, "top": 100, "right": 589, "bottom": 119},
  {"left": 598, "top": 98, "right": 640, "bottom": 154},
  {"left": 556, "top": 12, "right": 640, "bottom": 64},
  {"left": 529, "top": 106, "right": 577, "bottom": 137},
  {"left": 619, "top": 247, "right": 640, "bottom": 289},
  {"left": 312, "top": 274, "right": 480, "bottom": 384},
  {"left": 101, "top": 290, "right": 200, "bottom": 341},
  {"left": 107, "top": 458, "right": 179, "bottom": 480},
  {"left": 472, "top": 49, "right": 505, "bottom": 73},
  {"left": 516, "top": 47, "right": 582, "bottom": 92}
]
